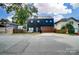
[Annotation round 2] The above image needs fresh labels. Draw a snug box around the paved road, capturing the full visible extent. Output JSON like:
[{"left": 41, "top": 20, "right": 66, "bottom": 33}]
[{"left": 0, "top": 33, "right": 79, "bottom": 55}]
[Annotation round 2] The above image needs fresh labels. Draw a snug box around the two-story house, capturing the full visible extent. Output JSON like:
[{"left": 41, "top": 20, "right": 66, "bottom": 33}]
[{"left": 27, "top": 16, "right": 54, "bottom": 32}]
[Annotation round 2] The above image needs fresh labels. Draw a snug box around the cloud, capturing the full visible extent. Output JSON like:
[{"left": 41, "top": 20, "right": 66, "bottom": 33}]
[
  {"left": 70, "top": 3, "right": 79, "bottom": 9},
  {"left": 34, "top": 3, "right": 72, "bottom": 15},
  {"left": 34, "top": 3, "right": 72, "bottom": 22},
  {"left": 53, "top": 15, "right": 64, "bottom": 22}
]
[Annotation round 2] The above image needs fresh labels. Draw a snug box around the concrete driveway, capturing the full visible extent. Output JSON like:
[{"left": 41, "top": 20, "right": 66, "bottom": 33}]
[{"left": 0, "top": 33, "right": 79, "bottom": 55}]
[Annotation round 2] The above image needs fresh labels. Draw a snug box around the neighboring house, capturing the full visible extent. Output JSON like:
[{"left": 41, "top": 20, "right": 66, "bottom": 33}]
[
  {"left": 6, "top": 23, "right": 18, "bottom": 28},
  {"left": 0, "top": 19, "right": 10, "bottom": 33},
  {"left": 55, "top": 17, "right": 79, "bottom": 33},
  {"left": 27, "top": 16, "right": 54, "bottom": 32},
  {"left": 0, "top": 19, "right": 18, "bottom": 33},
  {"left": 6, "top": 23, "right": 19, "bottom": 33},
  {"left": 0, "top": 19, "right": 9, "bottom": 27}
]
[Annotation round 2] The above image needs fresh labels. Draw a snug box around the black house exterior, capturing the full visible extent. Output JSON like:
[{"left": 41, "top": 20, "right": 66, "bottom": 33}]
[{"left": 27, "top": 18, "right": 54, "bottom": 32}]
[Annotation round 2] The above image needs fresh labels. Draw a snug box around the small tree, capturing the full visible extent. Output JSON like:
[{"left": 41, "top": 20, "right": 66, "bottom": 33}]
[
  {"left": 61, "top": 21, "right": 75, "bottom": 34},
  {"left": 61, "top": 25, "right": 66, "bottom": 33},
  {"left": 66, "top": 23, "right": 75, "bottom": 34}
]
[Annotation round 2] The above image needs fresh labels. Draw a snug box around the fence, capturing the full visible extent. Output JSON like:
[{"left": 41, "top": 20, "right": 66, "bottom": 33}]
[{"left": 0, "top": 27, "right": 6, "bottom": 33}]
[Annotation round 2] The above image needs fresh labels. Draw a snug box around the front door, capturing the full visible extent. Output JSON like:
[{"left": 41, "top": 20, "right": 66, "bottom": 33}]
[
  {"left": 41, "top": 26, "right": 54, "bottom": 32},
  {"left": 36, "top": 27, "right": 39, "bottom": 32},
  {"left": 28, "top": 27, "right": 34, "bottom": 32}
]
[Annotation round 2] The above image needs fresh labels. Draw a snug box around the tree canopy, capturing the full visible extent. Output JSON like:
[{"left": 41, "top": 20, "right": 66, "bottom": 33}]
[{"left": 0, "top": 3, "right": 38, "bottom": 25}]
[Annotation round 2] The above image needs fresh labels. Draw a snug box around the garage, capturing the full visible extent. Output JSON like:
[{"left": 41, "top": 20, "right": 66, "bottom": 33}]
[{"left": 41, "top": 26, "right": 54, "bottom": 32}]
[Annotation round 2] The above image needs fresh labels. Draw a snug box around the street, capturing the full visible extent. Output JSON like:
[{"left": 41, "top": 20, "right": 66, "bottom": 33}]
[{"left": 0, "top": 33, "right": 79, "bottom": 55}]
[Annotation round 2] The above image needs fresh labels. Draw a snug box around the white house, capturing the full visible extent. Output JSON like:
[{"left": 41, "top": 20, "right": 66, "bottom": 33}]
[{"left": 55, "top": 17, "right": 79, "bottom": 33}]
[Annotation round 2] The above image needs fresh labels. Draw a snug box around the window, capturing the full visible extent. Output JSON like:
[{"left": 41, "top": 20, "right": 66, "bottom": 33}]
[
  {"left": 37, "top": 20, "right": 40, "bottom": 23},
  {"left": 28, "top": 27, "right": 34, "bottom": 32},
  {"left": 46, "top": 20, "right": 48, "bottom": 23},
  {"left": 31, "top": 20, "right": 33, "bottom": 23},
  {"left": 50, "top": 20, "right": 52, "bottom": 23}
]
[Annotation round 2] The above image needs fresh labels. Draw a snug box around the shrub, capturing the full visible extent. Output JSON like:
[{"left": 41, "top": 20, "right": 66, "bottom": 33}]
[
  {"left": 61, "top": 26, "right": 66, "bottom": 34},
  {"left": 61, "top": 23, "right": 75, "bottom": 34},
  {"left": 66, "top": 23, "right": 75, "bottom": 34}
]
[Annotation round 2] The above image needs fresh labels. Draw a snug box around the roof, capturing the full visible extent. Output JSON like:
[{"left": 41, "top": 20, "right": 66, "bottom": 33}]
[
  {"left": 29, "top": 16, "right": 53, "bottom": 19},
  {"left": 0, "top": 19, "right": 9, "bottom": 22},
  {"left": 55, "top": 17, "right": 79, "bottom": 24}
]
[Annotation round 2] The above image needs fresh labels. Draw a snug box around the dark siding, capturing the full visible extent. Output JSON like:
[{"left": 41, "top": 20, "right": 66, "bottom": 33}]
[
  {"left": 27, "top": 18, "right": 54, "bottom": 27},
  {"left": 27, "top": 18, "right": 54, "bottom": 32}
]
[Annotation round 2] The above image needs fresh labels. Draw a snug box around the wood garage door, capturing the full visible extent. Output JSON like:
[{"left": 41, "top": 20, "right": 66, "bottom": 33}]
[{"left": 41, "top": 26, "right": 54, "bottom": 32}]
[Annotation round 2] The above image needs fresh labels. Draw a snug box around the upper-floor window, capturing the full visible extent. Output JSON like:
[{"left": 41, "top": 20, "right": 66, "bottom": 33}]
[
  {"left": 50, "top": 20, "right": 52, "bottom": 23},
  {"left": 37, "top": 20, "right": 40, "bottom": 23},
  {"left": 30, "top": 20, "right": 33, "bottom": 23},
  {"left": 46, "top": 20, "right": 48, "bottom": 23}
]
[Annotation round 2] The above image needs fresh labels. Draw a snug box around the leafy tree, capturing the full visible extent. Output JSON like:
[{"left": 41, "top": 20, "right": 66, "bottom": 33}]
[
  {"left": 66, "top": 23, "right": 75, "bottom": 34},
  {"left": 61, "top": 25, "right": 66, "bottom": 33},
  {"left": 0, "top": 3, "right": 38, "bottom": 25},
  {"left": 61, "top": 21, "right": 75, "bottom": 34}
]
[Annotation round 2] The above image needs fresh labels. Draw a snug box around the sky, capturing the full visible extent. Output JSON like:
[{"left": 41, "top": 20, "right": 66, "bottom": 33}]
[{"left": 0, "top": 3, "right": 79, "bottom": 22}]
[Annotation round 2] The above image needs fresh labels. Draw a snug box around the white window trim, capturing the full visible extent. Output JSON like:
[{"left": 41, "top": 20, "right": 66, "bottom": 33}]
[
  {"left": 31, "top": 20, "right": 33, "bottom": 23},
  {"left": 37, "top": 20, "right": 40, "bottom": 23},
  {"left": 46, "top": 20, "right": 48, "bottom": 23}
]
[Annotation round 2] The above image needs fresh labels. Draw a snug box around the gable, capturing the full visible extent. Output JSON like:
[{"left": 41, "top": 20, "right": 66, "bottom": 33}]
[
  {"left": 67, "top": 19, "right": 77, "bottom": 23},
  {"left": 55, "top": 17, "right": 79, "bottom": 25}
]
